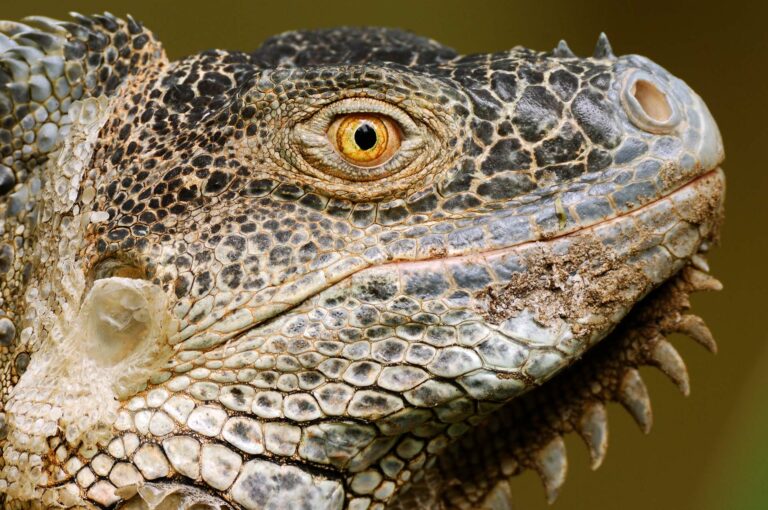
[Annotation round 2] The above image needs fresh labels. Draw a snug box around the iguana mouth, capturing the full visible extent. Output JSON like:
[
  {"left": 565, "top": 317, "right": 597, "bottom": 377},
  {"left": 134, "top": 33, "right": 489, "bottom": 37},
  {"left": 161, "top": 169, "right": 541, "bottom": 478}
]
[
  {"left": 195, "top": 165, "right": 724, "bottom": 358},
  {"left": 376, "top": 167, "right": 723, "bottom": 271}
]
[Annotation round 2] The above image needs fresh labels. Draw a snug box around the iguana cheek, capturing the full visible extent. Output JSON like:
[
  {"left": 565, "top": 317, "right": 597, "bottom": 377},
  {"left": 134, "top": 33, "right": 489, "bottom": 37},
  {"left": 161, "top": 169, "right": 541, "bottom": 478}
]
[{"left": 1, "top": 277, "right": 175, "bottom": 487}]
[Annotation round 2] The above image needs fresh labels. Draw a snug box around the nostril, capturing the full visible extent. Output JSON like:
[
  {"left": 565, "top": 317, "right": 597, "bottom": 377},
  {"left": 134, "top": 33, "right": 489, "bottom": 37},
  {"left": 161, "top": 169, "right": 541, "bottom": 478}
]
[
  {"left": 632, "top": 79, "right": 672, "bottom": 123},
  {"left": 622, "top": 72, "right": 680, "bottom": 133}
]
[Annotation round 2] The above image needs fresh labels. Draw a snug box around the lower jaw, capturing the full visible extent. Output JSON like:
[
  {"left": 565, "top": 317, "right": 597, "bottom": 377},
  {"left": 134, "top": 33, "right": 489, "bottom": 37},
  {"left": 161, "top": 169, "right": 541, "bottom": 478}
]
[
  {"left": 398, "top": 260, "right": 723, "bottom": 509},
  {"left": 389, "top": 169, "right": 726, "bottom": 508}
]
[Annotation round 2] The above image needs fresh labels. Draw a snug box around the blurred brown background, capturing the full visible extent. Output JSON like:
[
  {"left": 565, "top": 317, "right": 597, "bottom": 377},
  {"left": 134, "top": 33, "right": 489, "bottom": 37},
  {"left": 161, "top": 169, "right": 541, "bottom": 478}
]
[{"left": 6, "top": 1, "right": 768, "bottom": 508}]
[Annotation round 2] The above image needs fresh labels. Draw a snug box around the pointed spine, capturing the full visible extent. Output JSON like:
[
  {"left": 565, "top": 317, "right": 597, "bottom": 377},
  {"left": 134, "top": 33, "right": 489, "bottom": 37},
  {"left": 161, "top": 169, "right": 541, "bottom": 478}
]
[
  {"left": 534, "top": 436, "right": 567, "bottom": 504},
  {"left": 618, "top": 368, "right": 653, "bottom": 433},
  {"left": 593, "top": 32, "right": 615, "bottom": 59},
  {"left": 59, "top": 22, "right": 90, "bottom": 42},
  {"left": 686, "top": 267, "right": 723, "bottom": 291},
  {"left": 0, "top": 21, "right": 33, "bottom": 37},
  {"left": 690, "top": 253, "right": 710, "bottom": 272},
  {"left": 577, "top": 401, "right": 609, "bottom": 470},
  {"left": 649, "top": 338, "right": 690, "bottom": 395},
  {"left": 553, "top": 39, "right": 576, "bottom": 58},
  {"left": 15, "top": 31, "right": 62, "bottom": 52},
  {"left": 68, "top": 12, "right": 94, "bottom": 28},
  {"left": 676, "top": 314, "right": 718, "bottom": 353},
  {"left": 21, "top": 16, "right": 69, "bottom": 35}
]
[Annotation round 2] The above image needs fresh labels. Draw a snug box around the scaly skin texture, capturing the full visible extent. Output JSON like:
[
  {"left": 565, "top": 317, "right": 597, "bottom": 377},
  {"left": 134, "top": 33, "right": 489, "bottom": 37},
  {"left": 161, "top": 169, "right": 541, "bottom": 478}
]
[{"left": 0, "top": 14, "right": 725, "bottom": 510}]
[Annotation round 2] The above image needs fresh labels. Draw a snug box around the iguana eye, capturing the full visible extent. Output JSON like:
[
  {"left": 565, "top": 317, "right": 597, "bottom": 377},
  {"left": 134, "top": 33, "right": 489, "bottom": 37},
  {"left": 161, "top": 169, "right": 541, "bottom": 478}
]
[
  {"left": 291, "top": 97, "right": 427, "bottom": 183},
  {"left": 328, "top": 114, "right": 402, "bottom": 167}
]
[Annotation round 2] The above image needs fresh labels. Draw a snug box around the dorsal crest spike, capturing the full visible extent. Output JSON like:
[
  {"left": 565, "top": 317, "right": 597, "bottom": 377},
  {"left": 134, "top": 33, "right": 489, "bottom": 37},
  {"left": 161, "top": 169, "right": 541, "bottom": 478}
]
[
  {"left": 552, "top": 39, "right": 576, "bottom": 58},
  {"left": 593, "top": 32, "right": 615, "bottom": 59}
]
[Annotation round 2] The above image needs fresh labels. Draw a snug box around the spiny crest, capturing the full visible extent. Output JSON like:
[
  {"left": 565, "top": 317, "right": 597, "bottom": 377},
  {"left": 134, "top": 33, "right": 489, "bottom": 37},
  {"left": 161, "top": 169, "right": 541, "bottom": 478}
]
[
  {"left": 550, "top": 32, "right": 616, "bottom": 60},
  {"left": 524, "top": 263, "right": 720, "bottom": 503}
]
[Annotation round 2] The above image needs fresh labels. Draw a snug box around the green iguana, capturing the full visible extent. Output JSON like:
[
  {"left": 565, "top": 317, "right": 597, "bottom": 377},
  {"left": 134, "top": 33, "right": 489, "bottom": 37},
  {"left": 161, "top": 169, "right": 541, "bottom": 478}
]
[{"left": 0, "top": 13, "right": 724, "bottom": 509}]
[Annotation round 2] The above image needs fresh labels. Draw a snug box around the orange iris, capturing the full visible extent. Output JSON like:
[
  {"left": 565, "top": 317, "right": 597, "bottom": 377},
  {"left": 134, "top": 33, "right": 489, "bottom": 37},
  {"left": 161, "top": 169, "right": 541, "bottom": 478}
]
[{"left": 328, "top": 114, "right": 401, "bottom": 167}]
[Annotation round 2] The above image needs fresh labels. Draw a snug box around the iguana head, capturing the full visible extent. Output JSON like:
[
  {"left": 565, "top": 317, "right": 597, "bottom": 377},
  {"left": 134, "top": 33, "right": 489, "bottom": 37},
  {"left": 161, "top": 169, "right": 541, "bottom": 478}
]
[{"left": 0, "top": 14, "right": 724, "bottom": 509}]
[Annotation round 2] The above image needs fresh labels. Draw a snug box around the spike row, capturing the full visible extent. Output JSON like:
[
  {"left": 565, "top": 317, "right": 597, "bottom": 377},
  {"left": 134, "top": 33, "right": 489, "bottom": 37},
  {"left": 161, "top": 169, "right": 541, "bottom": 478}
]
[
  {"left": 551, "top": 33, "right": 617, "bottom": 60},
  {"left": 529, "top": 266, "right": 719, "bottom": 500},
  {"left": 429, "top": 261, "right": 720, "bottom": 508},
  {"left": 548, "top": 263, "right": 719, "bottom": 499},
  {"left": 0, "top": 12, "right": 164, "bottom": 198}
]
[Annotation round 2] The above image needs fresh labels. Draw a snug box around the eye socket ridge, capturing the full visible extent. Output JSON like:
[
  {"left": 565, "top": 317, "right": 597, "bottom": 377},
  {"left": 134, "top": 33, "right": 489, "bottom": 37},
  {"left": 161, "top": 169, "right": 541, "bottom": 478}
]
[{"left": 292, "top": 97, "right": 427, "bottom": 183}]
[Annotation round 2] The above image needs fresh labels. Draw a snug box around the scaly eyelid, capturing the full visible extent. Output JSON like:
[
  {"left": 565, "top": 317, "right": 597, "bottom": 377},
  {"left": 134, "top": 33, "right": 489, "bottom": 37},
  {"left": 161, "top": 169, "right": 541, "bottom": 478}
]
[{"left": 303, "top": 97, "right": 420, "bottom": 136}]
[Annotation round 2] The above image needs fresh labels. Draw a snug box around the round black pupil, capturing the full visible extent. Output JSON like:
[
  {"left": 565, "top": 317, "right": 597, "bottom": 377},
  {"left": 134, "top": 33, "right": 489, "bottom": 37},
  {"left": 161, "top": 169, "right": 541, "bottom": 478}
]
[{"left": 354, "top": 123, "right": 378, "bottom": 151}]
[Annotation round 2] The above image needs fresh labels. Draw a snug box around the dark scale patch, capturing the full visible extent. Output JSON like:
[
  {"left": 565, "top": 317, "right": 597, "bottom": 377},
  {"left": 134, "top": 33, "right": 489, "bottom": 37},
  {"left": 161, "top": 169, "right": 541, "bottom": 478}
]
[
  {"left": 269, "top": 246, "right": 292, "bottom": 266},
  {"left": 477, "top": 174, "right": 535, "bottom": 200},
  {"left": 490, "top": 71, "right": 517, "bottom": 102},
  {"left": 378, "top": 203, "right": 409, "bottom": 225},
  {"left": 0, "top": 165, "right": 16, "bottom": 195},
  {"left": 351, "top": 205, "right": 376, "bottom": 227},
  {"left": 242, "top": 178, "right": 275, "bottom": 197},
  {"left": 535, "top": 163, "right": 586, "bottom": 183},
  {"left": 298, "top": 193, "right": 326, "bottom": 211},
  {"left": 274, "top": 184, "right": 305, "bottom": 201},
  {"left": 464, "top": 88, "right": 502, "bottom": 121},
  {"left": 174, "top": 274, "right": 192, "bottom": 298},
  {"left": 373, "top": 339, "right": 406, "bottom": 360},
  {"left": 589, "top": 72, "right": 611, "bottom": 90},
  {"left": 534, "top": 123, "right": 586, "bottom": 166},
  {"left": 512, "top": 86, "right": 563, "bottom": 142},
  {"left": 353, "top": 306, "right": 380, "bottom": 327},
  {"left": 480, "top": 138, "right": 532, "bottom": 176},
  {"left": 548, "top": 69, "right": 579, "bottom": 101},
  {"left": 471, "top": 119, "right": 495, "bottom": 146},
  {"left": 571, "top": 89, "right": 622, "bottom": 148},
  {"left": 205, "top": 171, "right": 232, "bottom": 194},
  {"left": 518, "top": 63, "right": 544, "bottom": 84},
  {"left": 587, "top": 148, "right": 613, "bottom": 172},
  {"left": 407, "top": 192, "right": 439, "bottom": 214},
  {"left": 192, "top": 271, "right": 213, "bottom": 297},
  {"left": 405, "top": 271, "right": 450, "bottom": 299},
  {"left": 356, "top": 276, "right": 398, "bottom": 302},
  {"left": 198, "top": 71, "right": 233, "bottom": 97},
  {"left": 297, "top": 242, "right": 317, "bottom": 263},
  {"left": 443, "top": 193, "right": 482, "bottom": 212}
]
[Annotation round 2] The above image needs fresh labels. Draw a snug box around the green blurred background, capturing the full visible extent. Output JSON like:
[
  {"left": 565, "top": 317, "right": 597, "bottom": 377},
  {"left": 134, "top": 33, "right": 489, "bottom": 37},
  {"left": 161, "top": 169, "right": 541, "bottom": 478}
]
[{"left": 6, "top": 1, "right": 768, "bottom": 508}]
